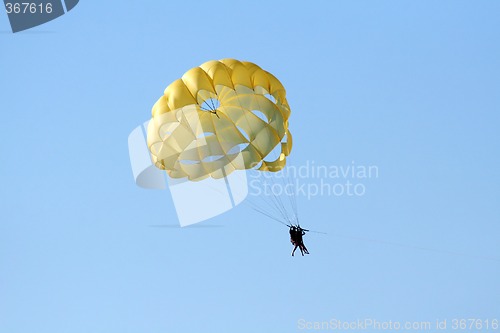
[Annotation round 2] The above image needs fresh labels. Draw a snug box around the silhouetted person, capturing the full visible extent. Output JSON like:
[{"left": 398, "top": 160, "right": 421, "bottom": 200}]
[
  {"left": 296, "top": 226, "right": 309, "bottom": 255},
  {"left": 290, "top": 225, "right": 309, "bottom": 256},
  {"left": 290, "top": 226, "right": 299, "bottom": 256}
]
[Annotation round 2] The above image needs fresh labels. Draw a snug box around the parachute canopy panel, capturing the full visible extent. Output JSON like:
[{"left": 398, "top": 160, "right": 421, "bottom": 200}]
[{"left": 147, "top": 59, "right": 292, "bottom": 181}]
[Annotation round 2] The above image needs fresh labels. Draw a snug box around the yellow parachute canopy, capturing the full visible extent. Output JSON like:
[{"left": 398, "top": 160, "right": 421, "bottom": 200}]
[{"left": 147, "top": 59, "right": 292, "bottom": 181}]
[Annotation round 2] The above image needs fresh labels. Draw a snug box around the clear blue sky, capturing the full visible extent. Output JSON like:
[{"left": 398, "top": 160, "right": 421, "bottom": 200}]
[{"left": 1, "top": 1, "right": 499, "bottom": 332}]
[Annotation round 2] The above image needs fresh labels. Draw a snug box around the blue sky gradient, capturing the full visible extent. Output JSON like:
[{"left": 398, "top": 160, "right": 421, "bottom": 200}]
[{"left": 1, "top": 1, "right": 499, "bottom": 332}]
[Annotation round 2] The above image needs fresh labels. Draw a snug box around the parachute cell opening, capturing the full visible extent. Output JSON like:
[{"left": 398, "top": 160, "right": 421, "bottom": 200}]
[
  {"left": 264, "top": 93, "right": 277, "bottom": 104},
  {"left": 200, "top": 98, "right": 220, "bottom": 112},
  {"left": 251, "top": 110, "right": 269, "bottom": 123}
]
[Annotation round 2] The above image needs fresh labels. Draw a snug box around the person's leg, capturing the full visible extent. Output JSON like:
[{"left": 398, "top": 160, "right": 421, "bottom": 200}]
[{"left": 292, "top": 244, "right": 298, "bottom": 256}]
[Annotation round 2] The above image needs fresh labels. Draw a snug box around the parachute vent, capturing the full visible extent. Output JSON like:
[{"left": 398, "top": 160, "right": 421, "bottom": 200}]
[{"left": 200, "top": 98, "right": 220, "bottom": 112}]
